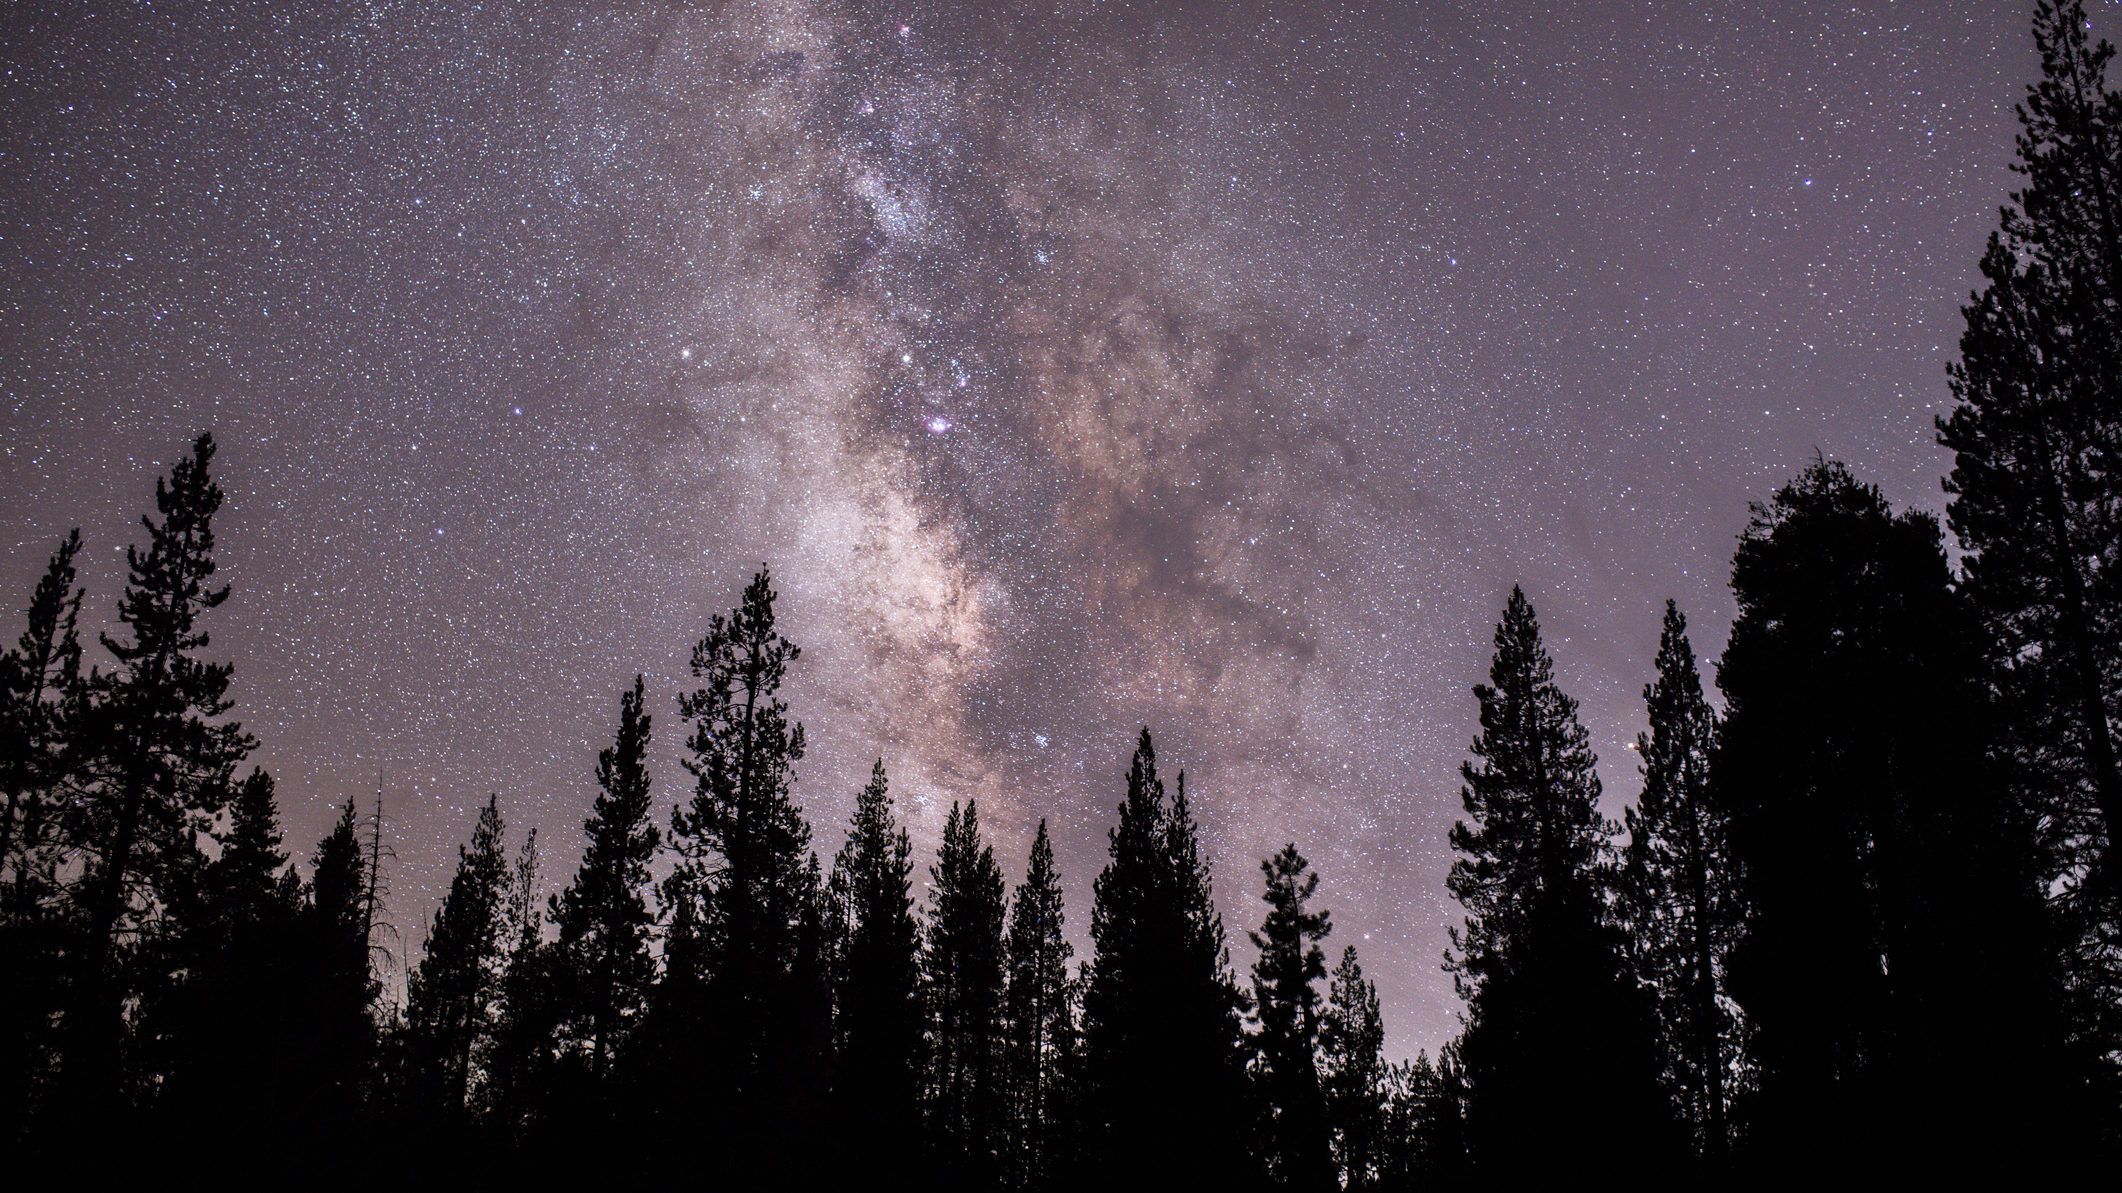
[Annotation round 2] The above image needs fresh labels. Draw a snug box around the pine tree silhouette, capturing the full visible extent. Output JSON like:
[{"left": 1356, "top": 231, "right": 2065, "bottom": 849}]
[
  {"left": 486, "top": 828, "right": 559, "bottom": 1143},
  {"left": 1619, "top": 601, "right": 1742, "bottom": 1167},
  {"left": 158, "top": 767, "right": 301, "bottom": 1166},
  {"left": 1318, "top": 947, "right": 1386, "bottom": 1192},
  {"left": 9, "top": 423, "right": 2122, "bottom": 1178},
  {"left": 824, "top": 760, "right": 923, "bottom": 1175},
  {"left": 1938, "top": 0, "right": 2122, "bottom": 1114},
  {"left": 293, "top": 799, "right": 377, "bottom": 1155},
  {"left": 1082, "top": 730, "right": 1251, "bottom": 1185},
  {"left": 0, "top": 532, "right": 85, "bottom": 1149},
  {"left": 1445, "top": 588, "right": 1673, "bottom": 1181},
  {"left": 1717, "top": 460, "right": 2085, "bottom": 1177},
  {"left": 1378, "top": 1046, "right": 1468, "bottom": 1187},
  {"left": 63, "top": 433, "right": 256, "bottom": 1150},
  {"left": 1249, "top": 843, "right": 1335, "bottom": 1192},
  {"left": 924, "top": 798, "right": 1008, "bottom": 1186},
  {"left": 403, "top": 795, "right": 511, "bottom": 1150},
  {"left": 1, "top": 530, "right": 82, "bottom": 918},
  {"left": 644, "top": 565, "right": 822, "bottom": 1183},
  {"left": 1003, "top": 819, "right": 1077, "bottom": 1191},
  {"left": 550, "top": 677, "right": 660, "bottom": 1081}
]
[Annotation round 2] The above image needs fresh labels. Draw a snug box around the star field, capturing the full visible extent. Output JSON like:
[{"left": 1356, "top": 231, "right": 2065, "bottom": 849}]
[{"left": 0, "top": 0, "right": 2051, "bottom": 1055}]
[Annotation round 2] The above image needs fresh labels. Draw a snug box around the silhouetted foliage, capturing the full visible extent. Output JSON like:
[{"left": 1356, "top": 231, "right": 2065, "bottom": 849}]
[
  {"left": 1619, "top": 601, "right": 1743, "bottom": 1166},
  {"left": 1378, "top": 1047, "right": 1468, "bottom": 1188},
  {"left": 157, "top": 767, "right": 301, "bottom": 1161},
  {"left": 824, "top": 760, "right": 924, "bottom": 1175},
  {"left": 1938, "top": 0, "right": 2122, "bottom": 1130},
  {"left": 0, "top": 531, "right": 84, "bottom": 1147},
  {"left": 1249, "top": 843, "right": 1335, "bottom": 1192},
  {"left": 925, "top": 798, "right": 1009, "bottom": 1185},
  {"left": 64, "top": 433, "right": 257, "bottom": 1143},
  {"left": 1446, "top": 587, "right": 1674, "bottom": 1181},
  {"left": 1717, "top": 460, "right": 2087, "bottom": 1178},
  {"left": 293, "top": 799, "right": 378, "bottom": 1149},
  {"left": 639, "top": 565, "right": 823, "bottom": 1184},
  {"left": 1082, "top": 730, "right": 1252, "bottom": 1186},
  {"left": 549, "top": 677, "right": 660, "bottom": 1084},
  {"left": 403, "top": 795, "right": 511, "bottom": 1142},
  {"left": 1318, "top": 946, "right": 1387, "bottom": 1191},
  {"left": 1003, "top": 819, "right": 1077, "bottom": 1191},
  {"left": 485, "top": 829, "right": 557, "bottom": 1139}
]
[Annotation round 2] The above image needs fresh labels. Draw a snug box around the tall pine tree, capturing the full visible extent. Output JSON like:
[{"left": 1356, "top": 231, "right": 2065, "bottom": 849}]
[
  {"left": 1249, "top": 843, "right": 1334, "bottom": 1192},
  {"left": 1717, "top": 461, "right": 2085, "bottom": 1177},
  {"left": 824, "top": 760, "right": 923, "bottom": 1172},
  {"left": 0, "top": 532, "right": 85, "bottom": 1145},
  {"left": 1081, "top": 730, "right": 1250, "bottom": 1185},
  {"left": 64, "top": 433, "right": 255, "bottom": 1133},
  {"left": 1317, "top": 947, "right": 1386, "bottom": 1193},
  {"left": 403, "top": 795, "right": 511, "bottom": 1133},
  {"left": 1378, "top": 1046, "right": 1469, "bottom": 1188},
  {"left": 158, "top": 767, "right": 300, "bottom": 1164},
  {"left": 550, "top": 676, "right": 659, "bottom": 1078},
  {"left": 924, "top": 798, "right": 1008, "bottom": 1186},
  {"left": 291, "top": 800, "right": 376, "bottom": 1150},
  {"left": 646, "top": 565, "right": 821, "bottom": 1182},
  {"left": 1, "top": 530, "right": 83, "bottom": 921},
  {"left": 1937, "top": 0, "right": 2122, "bottom": 1091},
  {"left": 1445, "top": 587, "right": 1670, "bottom": 1181},
  {"left": 1619, "top": 601, "right": 1741, "bottom": 1166},
  {"left": 485, "top": 829, "right": 558, "bottom": 1140},
  {"left": 1003, "top": 819, "right": 1076, "bottom": 1191}
]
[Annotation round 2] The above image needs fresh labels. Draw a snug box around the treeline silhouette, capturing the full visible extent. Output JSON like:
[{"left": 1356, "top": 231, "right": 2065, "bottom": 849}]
[{"left": 5, "top": 1, "right": 2121, "bottom": 1186}]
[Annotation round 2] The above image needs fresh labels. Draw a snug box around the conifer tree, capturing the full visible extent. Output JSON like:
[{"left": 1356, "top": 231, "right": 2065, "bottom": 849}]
[
  {"left": 0, "top": 532, "right": 85, "bottom": 1142},
  {"left": 215, "top": 770, "right": 291, "bottom": 918},
  {"left": 1937, "top": 0, "right": 2122, "bottom": 1082},
  {"left": 1717, "top": 461, "right": 2089, "bottom": 1177},
  {"left": 924, "top": 798, "right": 1008, "bottom": 1185},
  {"left": 64, "top": 433, "right": 256, "bottom": 1122},
  {"left": 1, "top": 530, "right": 83, "bottom": 917},
  {"left": 1317, "top": 947, "right": 1386, "bottom": 1192},
  {"left": 1164, "top": 768, "right": 1253, "bottom": 1178},
  {"left": 550, "top": 676, "right": 659, "bottom": 1077},
  {"left": 1619, "top": 601, "right": 1741, "bottom": 1164},
  {"left": 292, "top": 800, "right": 375, "bottom": 1142},
  {"left": 1082, "top": 730, "right": 1250, "bottom": 1185},
  {"left": 1445, "top": 588, "right": 1670, "bottom": 1181},
  {"left": 825, "top": 760, "right": 923, "bottom": 1168},
  {"left": 782, "top": 850, "right": 836, "bottom": 1166},
  {"left": 1249, "top": 843, "right": 1334, "bottom": 1192},
  {"left": 1379, "top": 1047, "right": 1468, "bottom": 1188},
  {"left": 1003, "top": 819, "right": 1076, "bottom": 1191},
  {"left": 647, "top": 565, "right": 819, "bottom": 1178},
  {"left": 486, "top": 829, "right": 558, "bottom": 1137},
  {"left": 160, "top": 767, "right": 300, "bottom": 1158},
  {"left": 404, "top": 795, "right": 511, "bottom": 1125},
  {"left": 635, "top": 869, "right": 711, "bottom": 1146}
]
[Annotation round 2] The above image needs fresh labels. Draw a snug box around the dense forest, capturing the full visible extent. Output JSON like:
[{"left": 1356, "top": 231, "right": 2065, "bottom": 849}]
[{"left": 4, "top": 2, "right": 2121, "bottom": 1185}]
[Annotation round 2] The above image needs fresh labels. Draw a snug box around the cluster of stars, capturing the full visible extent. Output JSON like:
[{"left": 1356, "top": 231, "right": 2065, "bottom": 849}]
[{"left": 0, "top": 0, "right": 2040, "bottom": 1052}]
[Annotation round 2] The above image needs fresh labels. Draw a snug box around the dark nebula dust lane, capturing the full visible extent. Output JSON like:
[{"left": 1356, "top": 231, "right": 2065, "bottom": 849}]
[{"left": 0, "top": 0, "right": 2036, "bottom": 1053}]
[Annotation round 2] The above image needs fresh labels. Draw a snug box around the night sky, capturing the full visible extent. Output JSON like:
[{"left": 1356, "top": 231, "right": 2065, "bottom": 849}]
[{"left": 0, "top": 1, "right": 2056, "bottom": 1055}]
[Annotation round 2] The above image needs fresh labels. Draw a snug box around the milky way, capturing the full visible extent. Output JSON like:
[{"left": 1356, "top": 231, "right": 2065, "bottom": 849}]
[{"left": 0, "top": 0, "right": 2047, "bottom": 1053}]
